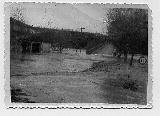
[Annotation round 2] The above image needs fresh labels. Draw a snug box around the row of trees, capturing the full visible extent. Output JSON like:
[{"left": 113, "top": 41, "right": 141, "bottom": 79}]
[{"left": 107, "top": 8, "right": 148, "bottom": 65}]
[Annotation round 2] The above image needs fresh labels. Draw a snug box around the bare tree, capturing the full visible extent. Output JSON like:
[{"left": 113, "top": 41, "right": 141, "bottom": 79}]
[{"left": 12, "top": 7, "right": 25, "bottom": 23}]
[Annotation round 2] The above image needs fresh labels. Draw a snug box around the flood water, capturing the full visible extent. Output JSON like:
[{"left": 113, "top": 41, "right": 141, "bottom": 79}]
[
  {"left": 10, "top": 53, "right": 147, "bottom": 104},
  {"left": 10, "top": 53, "right": 107, "bottom": 76}
]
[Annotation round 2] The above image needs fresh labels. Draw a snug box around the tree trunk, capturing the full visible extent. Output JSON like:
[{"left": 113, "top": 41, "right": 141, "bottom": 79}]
[
  {"left": 124, "top": 51, "right": 128, "bottom": 62},
  {"left": 59, "top": 44, "right": 63, "bottom": 53},
  {"left": 129, "top": 54, "right": 134, "bottom": 66}
]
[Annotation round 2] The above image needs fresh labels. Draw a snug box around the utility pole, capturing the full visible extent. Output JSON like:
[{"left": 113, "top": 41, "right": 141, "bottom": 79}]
[
  {"left": 79, "top": 27, "right": 85, "bottom": 53},
  {"left": 80, "top": 27, "right": 85, "bottom": 33}
]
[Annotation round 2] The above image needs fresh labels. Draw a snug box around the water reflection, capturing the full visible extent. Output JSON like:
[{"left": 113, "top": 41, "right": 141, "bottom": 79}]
[{"left": 11, "top": 53, "right": 96, "bottom": 76}]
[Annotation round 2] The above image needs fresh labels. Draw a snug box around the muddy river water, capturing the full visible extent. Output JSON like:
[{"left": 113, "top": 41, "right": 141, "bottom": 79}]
[{"left": 10, "top": 53, "right": 147, "bottom": 104}]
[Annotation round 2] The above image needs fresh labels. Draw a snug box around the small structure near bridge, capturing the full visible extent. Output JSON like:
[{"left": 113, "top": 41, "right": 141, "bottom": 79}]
[
  {"left": 31, "top": 42, "right": 41, "bottom": 53},
  {"left": 21, "top": 41, "right": 52, "bottom": 54}
]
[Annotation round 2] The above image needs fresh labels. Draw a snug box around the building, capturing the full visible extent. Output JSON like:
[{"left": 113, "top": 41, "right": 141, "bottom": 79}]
[
  {"left": 10, "top": 17, "right": 55, "bottom": 54},
  {"left": 10, "top": 17, "right": 41, "bottom": 54}
]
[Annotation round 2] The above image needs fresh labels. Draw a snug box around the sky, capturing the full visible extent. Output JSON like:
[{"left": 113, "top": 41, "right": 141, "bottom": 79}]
[{"left": 9, "top": 3, "right": 109, "bottom": 34}]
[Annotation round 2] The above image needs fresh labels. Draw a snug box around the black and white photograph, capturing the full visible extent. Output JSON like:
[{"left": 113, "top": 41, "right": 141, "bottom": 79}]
[{"left": 5, "top": 2, "right": 151, "bottom": 106}]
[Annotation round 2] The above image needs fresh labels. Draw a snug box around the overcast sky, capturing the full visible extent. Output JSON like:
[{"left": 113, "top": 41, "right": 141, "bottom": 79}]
[{"left": 9, "top": 3, "right": 109, "bottom": 34}]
